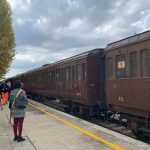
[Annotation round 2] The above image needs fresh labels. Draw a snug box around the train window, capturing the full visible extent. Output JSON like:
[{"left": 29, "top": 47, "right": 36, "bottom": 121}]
[
  {"left": 39, "top": 73, "right": 41, "bottom": 81},
  {"left": 42, "top": 73, "right": 44, "bottom": 80},
  {"left": 75, "top": 65, "right": 78, "bottom": 80},
  {"left": 56, "top": 69, "right": 59, "bottom": 81},
  {"left": 42, "top": 73, "right": 44, "bottom": 81},
  {"left": 50, "top": 71, "right": 52, "bottom": 81},
  {"left": 116, "top": 54, "right": 126, "bottom": 78},
  {"left": 72, "top": 66, "right": 75, "bottom": 80},
  {"left": 46, "top": 71, "right": 48, "bottom": 82},
  {"left": 60, "top": 68, "right": 63, "bottom": 81},
  {"left": 44, "top": 72, "right": 46, "bottom": 81},
  {"left": 40, "top": 73, "right": 42, "bottom": 81},
  {"left": 107, "top": 57, "right": 113, "bottom": 79},
  {"left": 70, "top": 67, "right": 72, "bottom": 81},
  {"left": 68, "top": 66, "right": 71, "bottom": 80},
  {"left": 40, "top": 72, "right": 42, "bottom": 81},
  {"left": 129, "top": 51, "right": 137, "bottom": 78},
  {"left": 54, "top": 70, "right": 56, "bottom": 81},
  {"left": 31, "top": 75, "right": 33, "bottom": 81},
  {"left": 49, "top": 71, "right": 52, "bottom": 81},
  {"left": 52, "top": 70, "right": 55, "bottom": 81},
  {"left": 58, "top": 69, "right": 60, "bottom": 81},
  {"left": 62, "top": 68, "right": 64, "bottom": 81},
  {"left": 47, "top": 71, "right": 49, "bottom": 81},
  {"left": 66, "top": 67, "right": 70, "bottom": 81},
  {"left": 63, "top": 68, "right": 66, "bottom": 81},
  {"left": 32, "top": 75, "right": 33, "bottom": 81},
  {"left": 38, "top": 73, "right": 39, "bottom": 81},
  {"left": 45, "top": 72, "right": 46, "bottom": 81},
  {"left": 43, "top": 73, "right": 45, "bottom": 81},
  {"left": 42, "top": 72, "right": 44, "bottom": 80},
  {"left": 33, "top": 75, "right": 35, "bottom": 82},
  {"left": 140, "top": 49, "right": 150, "bottom": 77},
  {"left": 76, "top": 64, "right": 82, "bottom": 80},
  {"left": 66, "top": 68, "right": 69, "bottom": 81},
  {"left": 82, "top": 63, "right": 87, "bottom": 80}
]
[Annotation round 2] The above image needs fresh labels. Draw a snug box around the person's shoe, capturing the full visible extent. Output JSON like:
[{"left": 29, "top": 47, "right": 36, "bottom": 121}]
[
  {"left": 17, "top": 137, "right": 25, "bottom": 142},
  {"left": 14, "top": 136, "right": 19, "bottom": 141}
]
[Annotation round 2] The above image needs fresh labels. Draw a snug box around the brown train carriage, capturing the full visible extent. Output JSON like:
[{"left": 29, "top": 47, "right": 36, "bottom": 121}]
[
  {"left": 22, "top": 48, "right": 106, "bottom": 113},
  {"left": 105, "top": 30, "right": 150, "bottom": 132}
]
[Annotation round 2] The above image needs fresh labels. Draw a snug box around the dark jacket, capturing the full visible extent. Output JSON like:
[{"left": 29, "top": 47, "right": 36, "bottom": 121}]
[{"left": 0, "top": 83, "right": 9, "bottom": 93}]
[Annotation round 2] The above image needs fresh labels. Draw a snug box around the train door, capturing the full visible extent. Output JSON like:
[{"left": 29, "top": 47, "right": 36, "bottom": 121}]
[{"left": 113, "top": 53, "right": 129, "bottom": 107}]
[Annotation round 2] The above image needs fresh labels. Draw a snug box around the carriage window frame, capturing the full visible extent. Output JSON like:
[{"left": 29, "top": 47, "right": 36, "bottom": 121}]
[
  {"left": 70, "top": 66, "right": 72, "bottom": 81},
  {"left": 82, "top": 63, "right": 87, "bottom": 80},
  {"left": 63, "top": 68, "right": 66, "bottom": 81},
  {"left": 140, "top": 49, "right": 150, "bottom": 77},
  {"left": 76, "top": 64, "right": 82, "bottom": 81},
  {"left": 66, "top": 67, "right": 70, "bottom": 81},
  {"left": 107, "top": 57, "right": 113, "bottom": 79},
  {"left": 129, "top": 51, "right": 137, "bottom": 78},
  {"left": 52, "top": 70, "right": 55, "bottom": 82},
  {"left": 60, "top": 68, "right": 63, "bottom": 81},
  {"left": 72, "top": 65, "right": 75, "bottom": 81},
  {"left": 49, "top": 71, "right": 52, "bottom": 81},
  {"left": 56, "top": 69, "right": 59, "bottom": 81},
  {"left": 115, "top": 54, "right": 126, "bottom": 78},
  {"left": 68, "top": 66, "right": 71, "bottom": 81},
  {"left": 57, "top": 68, "right": 61, "bottom": 81}
]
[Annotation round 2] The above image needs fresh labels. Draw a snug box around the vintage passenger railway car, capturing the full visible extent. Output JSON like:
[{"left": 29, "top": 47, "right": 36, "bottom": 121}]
[
  {"left": 13, "top": 49, "right": 106, "bottom": 115},
  {"left": 105, "top": 30, "right": 150, "bottom": 133},
  {"left": 8, "top": 30, "right": 150, "bottom": 134}
]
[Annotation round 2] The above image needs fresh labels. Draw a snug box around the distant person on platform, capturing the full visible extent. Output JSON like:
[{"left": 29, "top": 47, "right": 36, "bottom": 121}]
[
  {"left": 6, "top": 80, "right": 11, "bottom": 100},
  {"left": 0, "top": 80, "right": 9, "bottom": 105},
  {"left": 0, "top": 84, "right": 2, "bottom": 110},
  {"left": 9, "top": 80, "right": 28, "bottom": 142}
]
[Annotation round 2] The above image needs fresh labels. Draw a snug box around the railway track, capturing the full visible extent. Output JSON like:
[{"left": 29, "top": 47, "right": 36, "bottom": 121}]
[{"left": 32, "top": 98, "right": 150, "bottom": 144}]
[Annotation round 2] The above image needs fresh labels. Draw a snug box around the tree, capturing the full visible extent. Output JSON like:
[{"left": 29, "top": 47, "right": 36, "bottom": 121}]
[{"left": 0, "top": 0, "right": 15, "bottom": 79}]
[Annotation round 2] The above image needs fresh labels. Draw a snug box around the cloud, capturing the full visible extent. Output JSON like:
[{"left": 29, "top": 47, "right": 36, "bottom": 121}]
[
  {"left": 131, "top": 9, "right": 150, "bottom": 30},
  {"left": 5, "top": 0, "right": 150, "bottom": 78}
]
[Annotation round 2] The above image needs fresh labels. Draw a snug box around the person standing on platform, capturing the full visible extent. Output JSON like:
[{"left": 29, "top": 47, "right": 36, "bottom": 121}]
[
  {"left": 0, "top": 85, "right": 2, "bottom": 110},
  {"left": 6, "top": 81, "right": 11, "bottom": 101},
  {"left": 0, "top": 81, "right": 9, "bottom": 105},
  {"left": 9, "top": 80, "right": 28, "bottom": 142}
]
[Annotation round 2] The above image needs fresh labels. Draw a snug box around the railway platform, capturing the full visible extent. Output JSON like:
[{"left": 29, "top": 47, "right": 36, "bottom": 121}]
[{"left": 0, "top": 100, "right": 150, "bottom": 150}]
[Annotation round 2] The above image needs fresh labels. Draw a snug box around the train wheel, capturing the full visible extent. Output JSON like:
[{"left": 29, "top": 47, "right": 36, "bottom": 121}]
[{"left": 128, "top": 120, "right": 143, "bottom": 136}]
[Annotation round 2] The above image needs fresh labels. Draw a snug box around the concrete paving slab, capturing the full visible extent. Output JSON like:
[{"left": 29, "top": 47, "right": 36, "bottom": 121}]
[
  {"left": 27, "top": 100, "right": 150, "bottom": 150},
  {"left": 0, "top": 105, "right": 36, "bottom": 150},
  {"left": 1, "top": 101, "right": 150, "bottom": 150}
]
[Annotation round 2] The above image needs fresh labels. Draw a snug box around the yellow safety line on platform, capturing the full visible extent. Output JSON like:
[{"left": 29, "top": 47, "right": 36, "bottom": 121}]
[{"left": 29, "top": 102, "right": 125, "bottom": 150}]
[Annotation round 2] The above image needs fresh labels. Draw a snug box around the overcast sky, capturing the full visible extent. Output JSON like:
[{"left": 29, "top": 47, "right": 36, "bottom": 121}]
[{"left": 6, "top": 0, "right": 150, "bottom": 78}]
